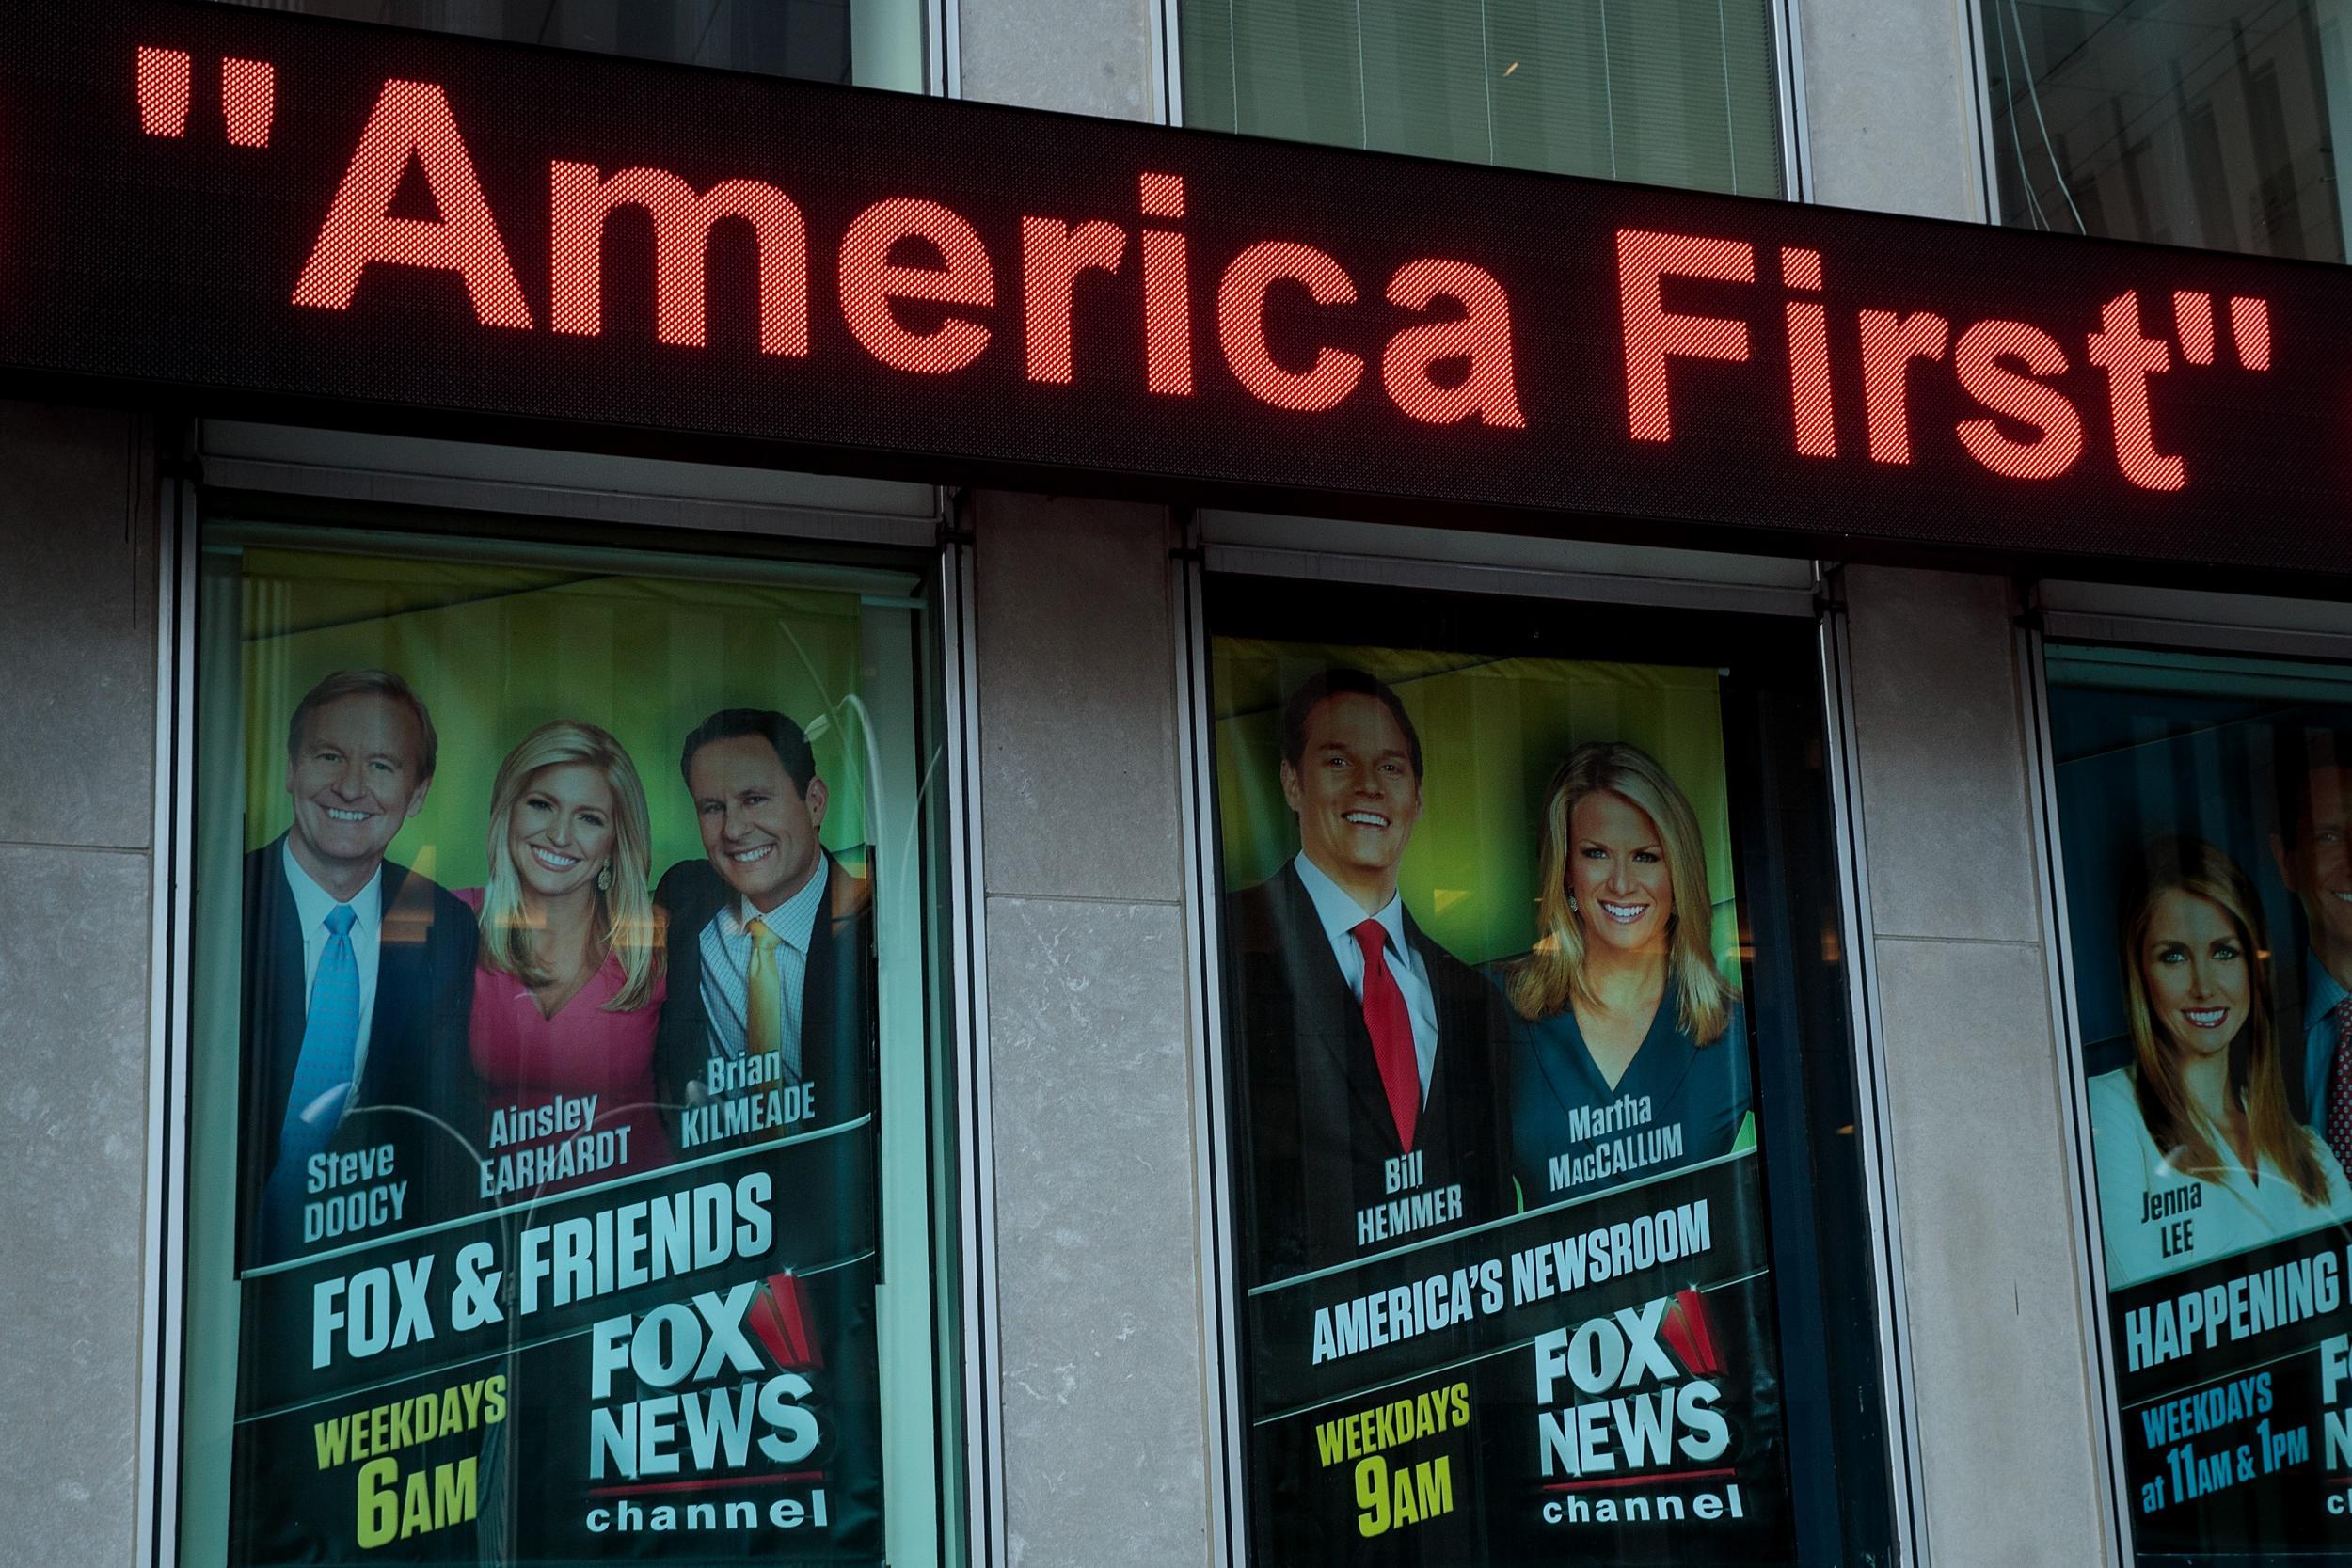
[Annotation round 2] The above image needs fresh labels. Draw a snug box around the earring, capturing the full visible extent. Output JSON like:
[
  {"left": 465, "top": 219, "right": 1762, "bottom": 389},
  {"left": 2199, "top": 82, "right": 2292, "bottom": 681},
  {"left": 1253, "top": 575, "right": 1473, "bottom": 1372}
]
[
  {"left": 596, "top": 863, "right": 612, "bottom": 893},
  {"left": 1567, "top": 895, "right": 1579, "bottom": 912}
]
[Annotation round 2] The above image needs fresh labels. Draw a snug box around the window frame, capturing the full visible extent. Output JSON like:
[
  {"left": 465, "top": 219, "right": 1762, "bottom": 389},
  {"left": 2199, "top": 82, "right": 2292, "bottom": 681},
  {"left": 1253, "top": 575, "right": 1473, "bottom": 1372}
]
[
  {"left": 2021, "top": 577, "right": 2352, "bottom": 1568},
  {"left": 1966, "top": 0, "right": 2352, "bottom": 251},
  {"left": 1154, "top": 0, "right": 1811, "bottom": 200},
  {"left": 133, "top": 425, "right": 1005, "bottom": 1568},
  {"left": 1173, "top": 515, "right": 1918, "bottom": 1567}
]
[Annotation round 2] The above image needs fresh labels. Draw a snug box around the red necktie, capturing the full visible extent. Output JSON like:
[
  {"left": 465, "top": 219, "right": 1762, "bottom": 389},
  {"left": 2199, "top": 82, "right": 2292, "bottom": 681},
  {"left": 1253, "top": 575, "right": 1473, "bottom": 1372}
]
[
  {"left": 1352, "top": 918, "right": 1421, "bottom": 1152},
  {"left": 2327, "top": 999, "right": 2352, "bottom": 1179}
]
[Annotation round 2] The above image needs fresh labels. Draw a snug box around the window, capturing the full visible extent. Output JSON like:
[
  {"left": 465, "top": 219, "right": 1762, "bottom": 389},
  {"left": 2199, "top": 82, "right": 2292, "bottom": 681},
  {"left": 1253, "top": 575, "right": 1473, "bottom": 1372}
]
[
  {"left": 177, "top": 513, "right": 966, "bottom": 1566},
  {"left": 1203, "top": 574, "right": 1888, "bottom": 1565},
  {"left": 1179, "top": 0, "right": 1787, "bottom": 195},
  {"left": 210, "top": 0, "right": 930, "bottom": 94},
  {"left": 2045, "top": 642, "right": 2352, "bottom": 1558},
  {"left": 1985, "top": 0, "right": 2351, "bottom": 261}
]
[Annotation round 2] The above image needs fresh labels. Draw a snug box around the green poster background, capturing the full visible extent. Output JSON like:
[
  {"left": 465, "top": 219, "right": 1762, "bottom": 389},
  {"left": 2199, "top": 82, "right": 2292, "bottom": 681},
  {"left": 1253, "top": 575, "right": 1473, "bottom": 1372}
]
[
  {"left": 221, "top": 544, "right": 892, "bottom": 1565},
  {"left": 1214, "top": 639, "right": 1740, "bottom": 971},
  {"left": 1215, "top": 635, "right": 1790, "bottom": 1568},
  {"left": 237, "top": 548, "right": 871, "bottom": 886}
]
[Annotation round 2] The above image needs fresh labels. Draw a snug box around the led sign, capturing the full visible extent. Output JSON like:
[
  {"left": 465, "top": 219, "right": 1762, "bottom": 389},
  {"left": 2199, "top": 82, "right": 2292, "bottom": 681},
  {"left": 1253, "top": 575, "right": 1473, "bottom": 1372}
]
[{"left": 6, "top": 2, "right": 2351, "bottom": 577}]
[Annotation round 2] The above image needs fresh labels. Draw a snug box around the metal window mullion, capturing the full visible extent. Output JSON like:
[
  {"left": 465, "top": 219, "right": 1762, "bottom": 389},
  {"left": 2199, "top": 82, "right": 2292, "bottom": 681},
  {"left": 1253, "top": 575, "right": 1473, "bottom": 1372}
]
[
  {"left": 1174, "top": 517, "right": 1248, "bottom": 1567},
  {"left": 2015, "top": 610, "right": 2137, "bottom": 1568},
  {"left": 941, "top": 535, "right": 1007, "bottom": 1568},
  {"left": 1815, "top": 570, "right": 1931, "bottom": 1568},
  {"left": 139, "top": 460, "right": 197, "bottom": 1568},
  {"left": 1776, "top": 0, "right": 1812, "bottom": 200}
]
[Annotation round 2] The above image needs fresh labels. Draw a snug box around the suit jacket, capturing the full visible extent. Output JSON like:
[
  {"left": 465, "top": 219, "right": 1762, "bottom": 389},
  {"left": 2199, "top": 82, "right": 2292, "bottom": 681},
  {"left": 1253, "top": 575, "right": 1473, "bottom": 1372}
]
[
  {"left": 1226, "top": 863, "right": 1512, "bottom": 1282},
  {"left": 652, "top": 852, "right": 877, "bottom": 1139},
  {"left": 238, "top": 838, "right": 479, "bottom": 1269}
]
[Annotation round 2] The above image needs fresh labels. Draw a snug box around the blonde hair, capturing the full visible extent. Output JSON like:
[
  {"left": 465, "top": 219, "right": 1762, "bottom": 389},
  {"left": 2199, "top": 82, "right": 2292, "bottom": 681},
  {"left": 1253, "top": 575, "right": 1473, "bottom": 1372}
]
[
  {"left": 478, "top": 721, "right": 661, "bottom": 1012},
  {"left": 2122, "top": 837, "right": 2325, "bottom": 1205},
  {"left": 1506, "top": 740, "right": 1737, "bottom": 1043}
]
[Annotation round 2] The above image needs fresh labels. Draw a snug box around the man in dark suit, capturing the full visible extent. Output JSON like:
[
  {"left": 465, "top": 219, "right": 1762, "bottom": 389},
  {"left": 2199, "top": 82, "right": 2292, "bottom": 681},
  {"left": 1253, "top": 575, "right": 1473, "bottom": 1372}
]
[
  {"left": 654, "top": 708, "right": 875, "bottom": 1154},
  {"left": 644, "top": 709, "right": 882, "bottom": 1557},
  {"left": 1227, "top": 669, "right": 1512, "bottom": 1568},
  {"left": 239, "top": 668, "right": 477, "bottom": 1269},
  {"left": 1226, "top": 668, "right": 1511, "bottom": 1284}
]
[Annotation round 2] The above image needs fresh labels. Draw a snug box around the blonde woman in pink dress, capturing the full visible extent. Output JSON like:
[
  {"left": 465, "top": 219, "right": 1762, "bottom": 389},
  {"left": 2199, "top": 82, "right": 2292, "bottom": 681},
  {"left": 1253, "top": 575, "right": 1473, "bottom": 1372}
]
[{"left": 459, "top": 720, "right": 672, "bottom": 1202}]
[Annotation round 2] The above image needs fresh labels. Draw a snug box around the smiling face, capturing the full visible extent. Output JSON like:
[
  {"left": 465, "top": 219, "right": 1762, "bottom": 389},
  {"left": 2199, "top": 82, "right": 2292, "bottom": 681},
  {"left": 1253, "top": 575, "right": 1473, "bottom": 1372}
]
[
  {"left": 1568, "top": 789, "right": 1675, "bottom": 958},
  {"left": 2274, "top": 765, "right": 2352, "bottom": 978},
  {"left": 1280, "top": 692, "right": 1422, "bottom": 907},
  {"left": 284, "top": 692, "right": 431, "bottom": 898},
  {"left": 2140, "top": 886, "right": 2251, "bottom": 1059},
  {"left": 507, "top": 761, "right": 617, "bottom": 905},
  {"left": 689, "top": 733, "right": 828, "bottom": 915}
]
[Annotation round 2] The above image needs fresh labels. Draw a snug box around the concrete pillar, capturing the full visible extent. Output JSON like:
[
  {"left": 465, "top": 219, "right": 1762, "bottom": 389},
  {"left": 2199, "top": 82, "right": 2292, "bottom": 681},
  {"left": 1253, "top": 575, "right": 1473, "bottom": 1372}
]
[
  {"left": 1798, "top": 0, "right": 1985, "bottom": 219},
  {"left": 0, "top": 404, "right": 157, "bottom": 1564},
  {"left": 1841, "top": 566, "right": 2112, "bottom": 1568},
  {"left": 1790, "top": 9, "right": 2103, "bottom": 1561},
  {"left": 971, "top": 493, "right": 1211, "bottom": 1568},
  {"left": 958, "top": 0, "right": 1158, "bottom": 119}
]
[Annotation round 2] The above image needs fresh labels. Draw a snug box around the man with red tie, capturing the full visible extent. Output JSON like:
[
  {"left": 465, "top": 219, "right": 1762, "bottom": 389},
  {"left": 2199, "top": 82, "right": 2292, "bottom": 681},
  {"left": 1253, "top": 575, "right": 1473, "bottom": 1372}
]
[{"left": 1225, "top": 668, "right": 1511, "bottom": 1283}]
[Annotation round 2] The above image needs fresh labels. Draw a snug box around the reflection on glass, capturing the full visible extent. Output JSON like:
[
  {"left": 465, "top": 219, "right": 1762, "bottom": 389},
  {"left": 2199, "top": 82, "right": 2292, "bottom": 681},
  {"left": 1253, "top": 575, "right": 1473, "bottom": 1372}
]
[
  {"left": 1180, "top": 0, "right": 1786, "bottom": 196},
  {"left": 1986, "top": 0, "right": 2352, "bottom": 261}
]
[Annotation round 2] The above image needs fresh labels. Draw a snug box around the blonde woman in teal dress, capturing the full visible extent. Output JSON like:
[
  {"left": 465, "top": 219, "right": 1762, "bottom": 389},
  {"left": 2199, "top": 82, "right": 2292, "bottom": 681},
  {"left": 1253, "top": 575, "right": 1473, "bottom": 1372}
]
[{"left": 1500, "top": 741, "right": 1752, "bottom": 1208}]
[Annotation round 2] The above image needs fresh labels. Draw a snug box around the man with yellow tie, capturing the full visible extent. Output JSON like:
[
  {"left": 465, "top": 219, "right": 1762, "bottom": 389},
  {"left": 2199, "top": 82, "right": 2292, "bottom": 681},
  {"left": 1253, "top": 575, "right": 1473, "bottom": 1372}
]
[{"left": 653, "top": 708, "right": 875, "bottom": 1153}]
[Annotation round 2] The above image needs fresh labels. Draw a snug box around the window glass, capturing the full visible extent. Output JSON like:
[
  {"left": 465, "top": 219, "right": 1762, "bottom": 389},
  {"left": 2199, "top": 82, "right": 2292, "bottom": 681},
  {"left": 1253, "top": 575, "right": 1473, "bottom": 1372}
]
[
  {"left": 1206, "top": 577, "right": 1888, "bottom": 1565},
  {"left": 2046, "top": 642, "right": 2352, "bottom": 1556},
  {"left": 1180, "top": 0, "right": 1786, "bottom": 196},
  {"left": 178, "top": 515, "right": 964, "bottom": 1568},
  {"left": 1985, "top": 0, "right": 2352, "bottom": 261},
  {"left": 209, "top": 0, "right": 930, "bottom": 94}
]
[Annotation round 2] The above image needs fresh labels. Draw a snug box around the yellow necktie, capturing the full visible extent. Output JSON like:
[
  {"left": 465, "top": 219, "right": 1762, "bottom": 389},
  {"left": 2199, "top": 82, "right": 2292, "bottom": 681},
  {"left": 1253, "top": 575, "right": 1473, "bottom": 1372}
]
[{"left": 745, "top": 918, "right": 782, "bottom": 1056}]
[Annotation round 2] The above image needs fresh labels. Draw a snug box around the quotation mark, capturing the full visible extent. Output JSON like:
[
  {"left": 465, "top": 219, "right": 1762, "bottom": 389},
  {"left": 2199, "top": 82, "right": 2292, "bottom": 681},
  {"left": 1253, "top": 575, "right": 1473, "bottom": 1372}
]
[
  {"left": 2171, "top": 290, "right": 2271, "bottom": 372},
  {"left": 136, "top": 46, "right": 275, "bottom": 148}
]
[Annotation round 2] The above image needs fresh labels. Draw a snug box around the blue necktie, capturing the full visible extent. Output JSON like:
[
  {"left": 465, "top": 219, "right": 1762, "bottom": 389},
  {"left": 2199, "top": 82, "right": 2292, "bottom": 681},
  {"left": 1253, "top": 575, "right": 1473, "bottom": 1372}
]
[{"left": 263, "top": 904, "right": 360, "bottom": 1251}]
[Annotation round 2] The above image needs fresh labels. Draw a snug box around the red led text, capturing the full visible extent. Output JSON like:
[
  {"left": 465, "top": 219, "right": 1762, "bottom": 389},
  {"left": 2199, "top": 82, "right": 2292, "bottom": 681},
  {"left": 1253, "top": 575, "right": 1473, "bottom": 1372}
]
[
  {"left": 286, "top": 74, "right": 1525, "bottom": 427},
  {"left": 1616, "top": 227, "right": 2274, "bottom": 491},
  {"left": 262, "top": 69, "right": 2280, "bottom": 490}
]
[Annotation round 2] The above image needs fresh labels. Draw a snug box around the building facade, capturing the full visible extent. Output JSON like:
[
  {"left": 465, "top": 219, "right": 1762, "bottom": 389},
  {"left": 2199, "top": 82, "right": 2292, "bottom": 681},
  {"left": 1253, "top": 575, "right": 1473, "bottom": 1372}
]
[{"left": 5, "top": 3, "right": 2350, "bottom": 1568}]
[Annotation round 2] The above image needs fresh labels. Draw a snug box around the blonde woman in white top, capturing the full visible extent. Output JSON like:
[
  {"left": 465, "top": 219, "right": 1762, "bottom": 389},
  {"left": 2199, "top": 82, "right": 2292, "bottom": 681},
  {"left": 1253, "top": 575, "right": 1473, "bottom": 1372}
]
[{"left": 2090, "top": 837, "right": 2352, "bottom": 1290}]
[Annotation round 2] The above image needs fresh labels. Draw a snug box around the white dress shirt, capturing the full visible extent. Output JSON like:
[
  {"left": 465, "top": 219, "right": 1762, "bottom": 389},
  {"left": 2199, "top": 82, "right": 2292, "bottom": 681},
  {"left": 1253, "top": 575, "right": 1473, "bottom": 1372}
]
[
  {"left": 2090, "top": 1067, "right": 2352, "bottom": 1290},
  {"left": 1292, "top": 852, "right": 1439, "bottom": 1094},
  {"left": 697, "top": 857, "right": 830, "bottom": 1082},
  {"left": 280, "top": 840, "right": 385, "bottom": 1094}
]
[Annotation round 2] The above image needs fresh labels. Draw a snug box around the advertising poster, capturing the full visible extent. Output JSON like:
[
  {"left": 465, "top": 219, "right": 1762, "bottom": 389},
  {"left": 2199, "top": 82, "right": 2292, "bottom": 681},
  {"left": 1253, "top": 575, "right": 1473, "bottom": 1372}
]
[
  {"left": 1212, "top": 635, "right": 1796, "bottom": 1566},
  {"left": 2047, "top": 646, "right": 2352, "bottom": 1560},
  {"left": 217, "top": 544, "right": 885, "bottom": 1564}
]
